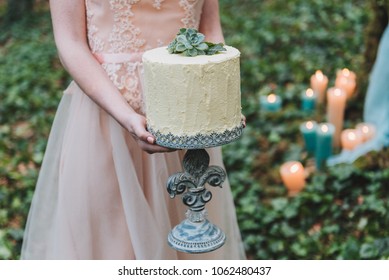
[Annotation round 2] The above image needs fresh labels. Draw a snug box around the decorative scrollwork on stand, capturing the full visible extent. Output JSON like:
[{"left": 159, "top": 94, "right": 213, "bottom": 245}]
[{"left": 166, "top": 149, "right": 226, "bottom": 221}]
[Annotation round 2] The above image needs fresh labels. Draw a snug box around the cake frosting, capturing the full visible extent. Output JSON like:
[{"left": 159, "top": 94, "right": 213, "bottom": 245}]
[{"left": 142, "top": 45, "right": 242, "bottom": 149}]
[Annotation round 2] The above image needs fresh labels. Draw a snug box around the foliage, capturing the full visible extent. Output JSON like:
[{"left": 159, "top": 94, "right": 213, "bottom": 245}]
[
  {"left": 220, "top": 0, "right": 389, "bottom": 259},
  {"left": 1, "top": 0, "right": 388, "bottom": 260},
  {"left": 167, "top": 28, "right": 226, "bottom": 56},
  {"left": 0, "top": 12, "right": 70, "bottom": 259}
]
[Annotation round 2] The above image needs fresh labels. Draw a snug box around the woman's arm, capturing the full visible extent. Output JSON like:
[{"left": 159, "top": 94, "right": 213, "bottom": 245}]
[
  {"left": 198, "top": 0, "right": 225, "bottom": 43},
  {"left": 49, "top": 0, "right": 171, "bottom": 153}
]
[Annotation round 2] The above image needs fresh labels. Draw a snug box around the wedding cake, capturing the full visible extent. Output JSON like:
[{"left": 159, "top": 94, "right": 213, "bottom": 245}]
[{"left": 142, "top": 29, "right": 243, "bottom": 149}]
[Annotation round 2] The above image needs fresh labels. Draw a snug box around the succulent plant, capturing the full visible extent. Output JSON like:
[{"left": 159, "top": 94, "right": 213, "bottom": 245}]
[{"left": 167, "top": 28, "right": 226, "bottom": 57}]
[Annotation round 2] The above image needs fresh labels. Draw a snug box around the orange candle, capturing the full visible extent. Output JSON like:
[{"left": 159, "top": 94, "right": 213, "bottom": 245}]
[
  {"left": 280, "top": 161, "right": 306, "bottom": 196},
  {"left": 341, "top": 129, "right": 363, "bottom": 150},
  {"left": 336, "top": 68, "right": 356, "bottom": 81},
  {"left": 356, "top": 123, "right": 376, "bottom": 142},
  {"left": 335, "top": 68, "right": 357, "bottom": 99},
  {"left": 326, "top": 87, "right": 347, "bottom": 148},
  {"left": 335, "top": 76, "right": 356, "bottom": 99},
  {"left": 310, "top": 70, "right": 328, "bottom": 104}
]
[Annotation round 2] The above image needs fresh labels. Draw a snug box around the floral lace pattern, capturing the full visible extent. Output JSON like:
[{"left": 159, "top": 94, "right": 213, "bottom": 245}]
[
  {"left": 85, "top": 0, "right": 203, "bottom": 113},
  {"left": 109, "top": 0, "right": 145, "bottom": 53},
  {"left": 85, "top": 1, "right": 105, "bottom": 53},
  {"left": 179, "top": 0, "right": 200, "bottom": 28},
  {"left": 153, "top": 0, "right": 165, "bottom": 10}
]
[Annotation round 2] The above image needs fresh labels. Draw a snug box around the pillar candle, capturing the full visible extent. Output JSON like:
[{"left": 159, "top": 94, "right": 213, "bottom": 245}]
[
  {"left": 326, "top": 87, "right": 347, "bottom": 148},
  {"left": 341, "top": 129, "right": 363, "bottom": 150},
  {"left": 299, "top": 121, "right": 317, "bottom": 154},
  {"left": 310, "top": 70, "right": 328, "bottom": 104},
  {"left": 260, "top": 93, "right": 282, "bottom": 112},
  {"left": 336, "top": 68, "right": 356, "bottom": 81},
  {"left": 335, "top": 76, "right": 356, "bottom": 99},
  {"left": 315, "top": 123, "right": 335, "bottom": 170},
  {"left": 356, "top": 123, "right": 376, "bottom": 142},
  {"left": 301, "top": 88, "right": 316, "bottom": 112},
  {"left": 280, "top": 161, "right": 306, "bottom": 196}
]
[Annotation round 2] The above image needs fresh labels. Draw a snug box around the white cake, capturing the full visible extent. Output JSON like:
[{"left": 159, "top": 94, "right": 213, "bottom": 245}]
[{"left": 142, "top": 45, "right": 243, "bottom": 149}]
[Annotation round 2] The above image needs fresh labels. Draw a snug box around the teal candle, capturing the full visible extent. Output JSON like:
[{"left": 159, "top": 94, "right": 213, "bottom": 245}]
[
  {"left": 260, "top": 93, "right": 282, "bottom": 112},
  {"left": 299, "top": 121, "right": 317, "bottom": 154},
  {"left": 301, "top": 88, "right": 316, "bottom": 112},
  {"left": 315, "top": 123, "right": 335, "bottom": 169}
]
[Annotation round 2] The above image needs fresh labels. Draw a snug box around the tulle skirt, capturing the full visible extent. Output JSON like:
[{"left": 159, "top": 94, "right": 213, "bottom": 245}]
[{"left": 21, "top": 81, "right": 245, "bottom": 260}]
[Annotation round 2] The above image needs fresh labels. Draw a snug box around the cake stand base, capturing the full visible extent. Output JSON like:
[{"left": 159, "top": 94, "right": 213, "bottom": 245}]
[
  {"left": 166, "top": 149, "right": 227, "bottom": 254},
  {"left": 168, "top": 217, "right": 226, "bottom": 254}
]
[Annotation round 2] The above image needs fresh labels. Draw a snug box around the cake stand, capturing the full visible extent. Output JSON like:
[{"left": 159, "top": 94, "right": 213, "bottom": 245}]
[{"left": 148, "top": 123, "right": 244, "bottom": 253}]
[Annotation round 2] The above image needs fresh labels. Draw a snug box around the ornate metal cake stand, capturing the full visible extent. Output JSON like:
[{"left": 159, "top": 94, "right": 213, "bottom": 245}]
[{"left": 149, "top": 123, "right": 244, "bottom": 254}]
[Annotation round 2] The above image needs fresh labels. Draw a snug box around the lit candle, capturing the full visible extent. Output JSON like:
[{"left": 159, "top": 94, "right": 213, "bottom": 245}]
[
  {"left": 335, "top": 76, "right": 356, "bottom": 99},
  {"left": 315, "top": 123, "right": 335, "bottom": 170},
  {"left": 280, "top": 161, "right": 306, "bottom": 196},
  {"left": 301, "top": 88, "right": 316, "bottom": 112},
  {"left": 356, "top": 123, "right": 376, "bottom": 142},
  {"left": 326, "top": 87, "right": 347, "bottom": 148},
  {"left": 336, "top": 68, "right": 356, "bottom": 81},
  {"left": 299, "top": 120, "right": 317, "bottom": 154},
  {"left": 310, "top": 70, "right": 328, "bottom": 104},
  {"left": 341, "top": 129, "right": 363, "bottom": 150},
  {"left": 260, "top": 93, "right": 282, "bottom": 112}
]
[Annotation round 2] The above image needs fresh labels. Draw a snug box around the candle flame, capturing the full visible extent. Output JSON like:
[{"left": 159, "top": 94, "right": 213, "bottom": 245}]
[
  {"left": 362, "top": 126, "right": 369, "bottom": 134},
  {"left": 315, "top": 70, "right": 324, "bottom": 81},
  {"left": 306, "top": 121, "right": 314, "bottom": 130},
  {"left": 290, "top": 163, "right": 300, "bottom": 173},
  {"left": 342, "top": 68, "right": 350, "bottom": 77},
  {"left": 334, "top": 88, "right": 343, "bottom": 96},
  {"left": 321, "top": 124, "right": 329, "bottom": 133},
  {"left": 348, "top": 131, "right": 356, "bottom": 141},
  {"left": 306, "top": 88, "right": 314, "bottom": 97},
  {"left": 267, "top": 93, "right": 277, "bottom": 103}
]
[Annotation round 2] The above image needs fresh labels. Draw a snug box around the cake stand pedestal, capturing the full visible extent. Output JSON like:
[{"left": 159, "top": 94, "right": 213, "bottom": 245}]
[
  {"left": 166, "top": 149, "right": 226, "bottom": 253},
  {"left": 150, "top": 123, "right": 244, "bottom": 254}
]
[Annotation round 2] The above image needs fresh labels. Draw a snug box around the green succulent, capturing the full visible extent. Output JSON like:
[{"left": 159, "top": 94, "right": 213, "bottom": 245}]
[{"left": 167, "top": 28, "right": 226, "bottom": 57}]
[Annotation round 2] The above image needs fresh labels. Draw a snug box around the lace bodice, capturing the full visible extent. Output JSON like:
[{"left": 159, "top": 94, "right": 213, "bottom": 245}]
[{"left": 85, "top": 0, "right": 205, "bottom": 112}]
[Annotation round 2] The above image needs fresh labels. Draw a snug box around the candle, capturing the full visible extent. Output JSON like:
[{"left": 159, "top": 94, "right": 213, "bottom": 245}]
[
  {"left": 341, "top": 129, "right": 363, "bottom": 150},
  {"left": 310, "top": 70, "right": 328, "bottom": 104},
  {"left": 299, "top": 121, "right": 317, "bottom": 154},
  {"left": 326, "top": 87, "right": 347, "bottom": 148},
  {"left": 315, "top": 123, "right": 335, "bottom": 170},
  {"left": 280, "top": 161, "right": 306, "bottom": 196},
  {"left": 336, "top": 68, "right": 356, "bottom": 81},
  {"left": 301, "top": 88, "right": 316, "bottom": 112},
  {"left": 356, "top": 123, "right": 376, "bottom": 142},
  {"left": 335, "top": 68, "right": 357, "bottom": 99},
  {"left": 335, "top": 76, "right": 356, "bottom": 99},
  {"left": 260, "top": 93, "right": 282, "bottom": 112}
]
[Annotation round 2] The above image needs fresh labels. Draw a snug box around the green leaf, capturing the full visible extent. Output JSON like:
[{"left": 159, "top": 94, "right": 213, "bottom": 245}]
[{"left": 166, "top": 28, "right": 225, "bottom": 56}]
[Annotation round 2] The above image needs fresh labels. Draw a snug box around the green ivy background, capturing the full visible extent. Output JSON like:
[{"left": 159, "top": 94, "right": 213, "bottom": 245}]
[{"left": 1, "top": 0, "right": 389, "bottom": 260}]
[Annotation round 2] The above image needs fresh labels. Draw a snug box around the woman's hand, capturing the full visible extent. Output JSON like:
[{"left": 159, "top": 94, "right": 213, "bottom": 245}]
[
  {"left": 241, "top": 114, "right": 247, "bottom": 128},
  {"left": 127, "top": 113, "right": 176, "bottom": 154}
]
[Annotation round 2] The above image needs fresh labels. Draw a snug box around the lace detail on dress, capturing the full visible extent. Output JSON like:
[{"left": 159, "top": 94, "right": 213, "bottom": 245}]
[
  {"left": 153, "top": 0, "right": 165, "bottom": 10},
  {"left": 85, "top": 0, "right": 105, "bottom": 53},
  {"left": 102, "top": 61, "right": 144, "bottom": 113},
  {"left": 179, "top": 0, "right": 199, "bottom": 28},
  {"left": 109, "top": 0, "right": 146, "bottom": 53}
]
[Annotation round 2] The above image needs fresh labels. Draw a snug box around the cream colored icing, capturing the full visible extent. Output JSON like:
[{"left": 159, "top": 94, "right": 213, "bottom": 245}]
[{"left": 142, "top": 45, "right": 241, "bottom": 136}]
